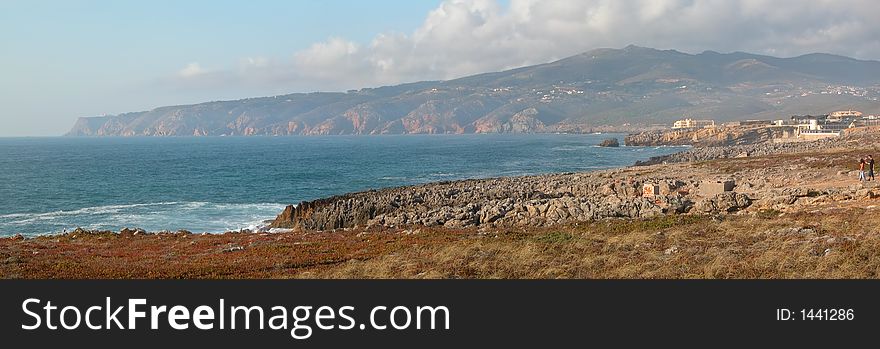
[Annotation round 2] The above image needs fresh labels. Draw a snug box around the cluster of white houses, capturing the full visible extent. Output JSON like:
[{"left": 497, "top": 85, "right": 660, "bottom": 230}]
[{"left": 671, "top": 110, "right": 880, "bottom": 142}]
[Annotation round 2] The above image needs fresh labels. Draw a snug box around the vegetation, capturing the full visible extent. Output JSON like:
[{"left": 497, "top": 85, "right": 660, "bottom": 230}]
[
  {"left": 3, "top": 206, "right": 879, "bottom": 279},
  {"left": 5, "top": 140, "right": 880, "bottom": 279}
]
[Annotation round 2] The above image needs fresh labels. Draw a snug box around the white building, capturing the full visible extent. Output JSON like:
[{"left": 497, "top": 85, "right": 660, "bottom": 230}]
[
  {"left": 828, "top": 110, "right": 863, "bottom": 121},
  {"left": 672, "top": 118, "right": 715, "bottom": 129}
]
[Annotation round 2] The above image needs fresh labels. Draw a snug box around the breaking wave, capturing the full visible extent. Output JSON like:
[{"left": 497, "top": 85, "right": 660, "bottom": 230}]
[{"left": 0, "top": 202, "right": 287, "bottom": 236}]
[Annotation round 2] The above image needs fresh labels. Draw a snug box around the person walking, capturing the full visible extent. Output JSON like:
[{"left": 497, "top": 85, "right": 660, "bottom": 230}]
[
  {"left": 868, "top": 155, "right": 875, "bottom": 181},
  {"left": 859, "top": 158, "right": 867, "bottom": 182}
]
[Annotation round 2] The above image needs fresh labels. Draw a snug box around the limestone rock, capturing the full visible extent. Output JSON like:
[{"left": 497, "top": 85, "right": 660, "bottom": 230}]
[
  {"left": 695, "top": 192, "right": 751, "bottom": 213},
  {"left": 598, "top": 138, "right": 620, "bottom": 147}
]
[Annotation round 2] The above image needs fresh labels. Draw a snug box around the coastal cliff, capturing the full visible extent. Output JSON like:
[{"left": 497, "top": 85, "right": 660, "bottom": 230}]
[
  {"left": 624, "top": 126, "right": 785, "bottom": 147},
  {"left": 66, "top": 46, "right": 880, "bottom": 137}
]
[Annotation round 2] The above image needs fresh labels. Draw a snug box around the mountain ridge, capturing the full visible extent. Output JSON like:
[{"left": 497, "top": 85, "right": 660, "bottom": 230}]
[{"left": 67, "top": 46, "right": 880, "bottom": 136}]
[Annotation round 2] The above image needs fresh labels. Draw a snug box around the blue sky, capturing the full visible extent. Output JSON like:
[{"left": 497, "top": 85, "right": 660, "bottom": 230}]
[
  {"left": 0, "top": 1, "right": 441, "bottom": 136},
  {"left": 1, "top": 0, "right": 878, "bottom": 136}
]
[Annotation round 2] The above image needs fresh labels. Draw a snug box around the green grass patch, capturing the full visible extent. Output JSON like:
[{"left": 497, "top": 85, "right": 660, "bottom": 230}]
[{"left": 600, "top": 215, "right": 709, "bottom": 235}]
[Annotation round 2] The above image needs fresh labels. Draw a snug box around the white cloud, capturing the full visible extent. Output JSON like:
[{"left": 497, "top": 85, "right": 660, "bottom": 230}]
[
  {"left": 174, "top": 0, "right": 880, "bottom": 92},
  {"left": 177, "top": 62, "right": 206, "bottom": 78}
]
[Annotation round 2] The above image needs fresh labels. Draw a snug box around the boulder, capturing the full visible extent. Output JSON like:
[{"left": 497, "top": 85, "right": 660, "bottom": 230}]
[
  {"left": 695, "top": 192, "right": 751, "bottom": 213},
  {"left": 598, "top": 138, "right": 620, "bottom": 147},
  {"left": 855, "top": 188, "right": 880, "bottom": 199},
  {"left": 753, "top": 194, "right": 797, "bottom": 209}
]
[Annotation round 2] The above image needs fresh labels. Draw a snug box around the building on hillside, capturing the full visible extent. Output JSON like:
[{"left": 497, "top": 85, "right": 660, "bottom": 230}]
[
  {"left": 828, "top": 110, "right": 863, "bottom": 121},
  {"left": 790, "top": 114, "right": 827, "bottom": 124},
  {"left": 788, "top": 114, "right": 845, "bottom": 141},
  {"left": 849, "top": 118, "right": 880, "bottom": 128},
  {"left": 672, "top": 118, "right": 715, "bottom": 129},
  {"left": 775, "top": 112, "right": 869, "bottom": 142}
]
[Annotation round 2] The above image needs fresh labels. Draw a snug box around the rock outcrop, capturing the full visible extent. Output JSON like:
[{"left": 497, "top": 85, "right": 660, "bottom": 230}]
[
  {"left": 624, "top": 126, "right": 785, "bottom": 147},
  {"left": 598, "top": 138, "right": 620, "bottom": 147},
  {"left": 694, "top": 192, "right": 751, "bottom": 213},
  {"left": 270, "top": 170, "right": 713, "bottom": 231},
  {"left": 635, "top": 135, "right": 863, "bottom": 166}
]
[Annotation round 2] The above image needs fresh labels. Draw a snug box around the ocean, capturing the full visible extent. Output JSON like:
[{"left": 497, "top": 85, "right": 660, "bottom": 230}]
[{"left": 0, "top": 134, "right": 683, "bottom": 235}]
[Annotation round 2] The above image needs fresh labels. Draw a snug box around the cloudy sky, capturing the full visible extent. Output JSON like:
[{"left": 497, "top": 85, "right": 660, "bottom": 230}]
[{"left": 1, "top": 0, "right": 879, "bottom": 136}]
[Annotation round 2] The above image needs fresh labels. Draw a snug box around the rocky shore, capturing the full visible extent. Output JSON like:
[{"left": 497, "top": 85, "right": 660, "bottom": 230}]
[
  {"left": 634, "top": 135, "right": 868, "bottom": 165},
  {"left": 624, "top": 126, "right": 785, "bottom": 147},
  {"left": 271, "top": 172, "right": 698, "bottom": 231},
  {"left": 270, "top": 134, "right": 878, "bottom": 233},
  {"left": 7, "top": 133, "right": 880, "bottom": 279}
]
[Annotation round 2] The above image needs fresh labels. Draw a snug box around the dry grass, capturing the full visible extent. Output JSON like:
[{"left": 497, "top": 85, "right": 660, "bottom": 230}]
[
  {"left": 697, "top": 149, "right": 872, "bottom": 175},
  {"left": 5, "top": 207, "right": 879, "bottom": 279},
  {"left": 303, "top": 210, "right": 880, "bottom": 279},
  {"left": 0, "top": 229, "right": 424, "bottom": 279}
]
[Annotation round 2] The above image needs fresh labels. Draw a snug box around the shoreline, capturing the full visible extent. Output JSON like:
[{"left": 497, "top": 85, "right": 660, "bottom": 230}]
[
  {"left": 267, "top": 134, "right": 875, "bottom": 232},
  {"left": 1, "top": 134, "right": 871, "bottom": 238},
  {"left": 5, "top": 134, "right": 880, "bottom": 278},
  {"left": 1, "top": 138, "right": 685, "bottom": 238}
]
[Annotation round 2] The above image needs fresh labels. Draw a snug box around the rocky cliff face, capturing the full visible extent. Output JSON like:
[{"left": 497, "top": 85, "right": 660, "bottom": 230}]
[
  {"left": 66, "top": 94, "right": 561, "bottom": 136},
  {"left": 624, "top": 126, "right": 785, "bottom": 147}
]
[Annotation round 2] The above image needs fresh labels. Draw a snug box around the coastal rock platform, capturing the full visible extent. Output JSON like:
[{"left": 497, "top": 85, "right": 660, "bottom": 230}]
[{"left": 271, "top": 134, "right": 880, "bottom": 232}]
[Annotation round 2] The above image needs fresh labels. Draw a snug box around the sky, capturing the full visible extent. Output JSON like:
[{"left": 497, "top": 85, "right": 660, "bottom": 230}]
[{"left": 1, "top": 0, "right": 879, "bottom": 136}]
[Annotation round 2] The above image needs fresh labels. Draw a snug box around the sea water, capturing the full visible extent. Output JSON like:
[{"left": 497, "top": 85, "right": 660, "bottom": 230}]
[{"left": 0, "top": 134, "right": 683, "bottom": 235}]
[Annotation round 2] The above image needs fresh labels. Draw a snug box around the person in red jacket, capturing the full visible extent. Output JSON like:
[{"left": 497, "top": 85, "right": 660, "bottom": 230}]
[{"left": 859, "top": 158, "right": 866, "bottom": 182}]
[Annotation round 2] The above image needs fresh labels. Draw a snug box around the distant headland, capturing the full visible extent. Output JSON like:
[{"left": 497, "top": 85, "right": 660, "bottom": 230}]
[{"left": 66, "top": 46, "right": 880, "bottom": 137}]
